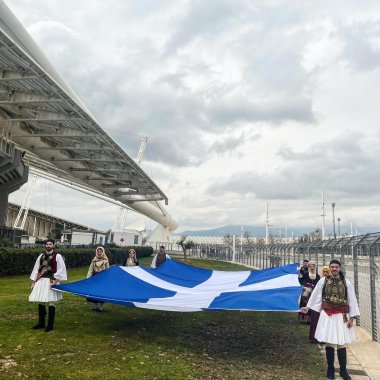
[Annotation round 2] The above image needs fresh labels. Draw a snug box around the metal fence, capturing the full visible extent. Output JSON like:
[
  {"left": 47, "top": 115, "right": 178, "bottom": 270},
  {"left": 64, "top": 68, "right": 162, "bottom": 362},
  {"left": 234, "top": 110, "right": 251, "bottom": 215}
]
[{"left": 186, "top": 232, "right": 380, "bottom": 342}]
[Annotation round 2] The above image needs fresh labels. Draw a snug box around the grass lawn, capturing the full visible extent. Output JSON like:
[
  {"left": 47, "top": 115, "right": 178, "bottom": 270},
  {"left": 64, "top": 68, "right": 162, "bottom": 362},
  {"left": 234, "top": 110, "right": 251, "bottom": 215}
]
[{"left": 0, "top": 257, "right": 325, "bottom": 379}]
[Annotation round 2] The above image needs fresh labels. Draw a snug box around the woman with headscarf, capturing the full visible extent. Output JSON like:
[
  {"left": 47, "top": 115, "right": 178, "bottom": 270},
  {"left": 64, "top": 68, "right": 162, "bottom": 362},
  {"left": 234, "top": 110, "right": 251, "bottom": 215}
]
[
  {"left": 123, "top": 249, "right": 139, "bottom": 266},
  {"left": 86, "top": 247, "right": 109, "bottom": 312},
  {"left": 298, "top": 261, "right": 320, "bottom": 324},
  {"left": 309, "top": 265, "right": 331, "bottom": 342}
]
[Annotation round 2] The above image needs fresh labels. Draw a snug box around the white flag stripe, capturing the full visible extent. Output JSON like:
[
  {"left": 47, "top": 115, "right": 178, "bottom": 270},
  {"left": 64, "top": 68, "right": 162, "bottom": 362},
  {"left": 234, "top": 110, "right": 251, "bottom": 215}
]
[
  {"left": 121, "top": 266, "right": 298, "bottom": 295},
  {"left": 133, "top": 302, "right": 203, "bottom": 312},
  {"left": 190, "top": 270, "right": 250, "bottom": 292},
  {"left": 121, "top": 266, "right": 193, "bottom": 293},
  {"left": 122, "top": 267, "right": 250, "bottom": 294},
  {"left": 224, "top": 274, "right": 299, "bottom": 293},
  {"left": 140, "top": 292, "right": 218, "bottom": 309}
]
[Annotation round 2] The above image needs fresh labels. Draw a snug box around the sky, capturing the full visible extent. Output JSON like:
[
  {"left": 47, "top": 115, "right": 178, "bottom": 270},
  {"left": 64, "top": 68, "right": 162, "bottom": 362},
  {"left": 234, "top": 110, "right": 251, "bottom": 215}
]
[{"left": 6, "top": 0, "right": 380, "bottom": 235}]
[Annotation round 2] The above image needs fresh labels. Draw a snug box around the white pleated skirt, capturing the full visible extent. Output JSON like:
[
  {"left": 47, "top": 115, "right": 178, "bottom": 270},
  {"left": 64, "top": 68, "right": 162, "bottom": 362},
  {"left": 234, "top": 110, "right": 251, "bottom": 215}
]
[
  {"left": 29, "top": 278, "right": 63, "bottom": 303},
  {"left": 315, "top": 310, "right": 356, "bottom": 345}
]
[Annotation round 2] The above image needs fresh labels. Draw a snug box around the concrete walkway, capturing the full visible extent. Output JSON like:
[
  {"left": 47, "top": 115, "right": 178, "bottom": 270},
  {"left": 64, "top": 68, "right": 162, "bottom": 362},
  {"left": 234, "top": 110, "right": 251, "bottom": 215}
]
[
  {"left": 349, "top": 326, "right": 380, "bottom": 379},
  {"left": 318, "top": 326, "right": 380, "bottom": 379}
]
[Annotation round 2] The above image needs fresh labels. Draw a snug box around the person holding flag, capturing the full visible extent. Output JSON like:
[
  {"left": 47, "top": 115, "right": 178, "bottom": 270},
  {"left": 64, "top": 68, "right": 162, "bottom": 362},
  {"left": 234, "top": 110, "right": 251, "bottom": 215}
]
[
  {"left": 29, "top": 239, "right": 67, "bottom": 332},
  {"left": 301, "top": 260, "right": 359, "bottom": 380}
]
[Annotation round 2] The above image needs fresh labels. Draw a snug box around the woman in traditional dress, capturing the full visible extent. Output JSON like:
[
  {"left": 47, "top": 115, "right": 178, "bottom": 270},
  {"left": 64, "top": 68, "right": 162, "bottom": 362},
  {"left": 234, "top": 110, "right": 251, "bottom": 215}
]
[
  {"left": 86, "top": 247, "right": 109, "bottom": 312},
  {"left": 123, "top": 249, "right": 139, "bottom": 266},
  {"left": 309, "top": 265, "right": 331, "bottom": 342},
  {"left": 298, "top": 261, "right": 320, "bottom": 324}
]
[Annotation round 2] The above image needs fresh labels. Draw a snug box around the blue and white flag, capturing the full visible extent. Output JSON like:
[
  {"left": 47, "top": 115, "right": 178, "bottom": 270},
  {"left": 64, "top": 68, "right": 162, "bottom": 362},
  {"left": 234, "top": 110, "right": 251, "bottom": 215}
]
[{"left": 53, "top": 261, "right": 301, "bottom": 312}]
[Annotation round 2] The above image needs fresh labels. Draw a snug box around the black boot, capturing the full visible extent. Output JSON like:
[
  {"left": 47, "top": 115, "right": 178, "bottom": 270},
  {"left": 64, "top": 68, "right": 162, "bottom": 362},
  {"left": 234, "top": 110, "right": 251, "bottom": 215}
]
[
  {"left": 44, "top": 305, "right": 55, "bottom": 332},
  {"left": 32, "top": 304, "right": 46, "bottom": 329},
  {"left": 337, "top": 348, "right": 351, "bottom": 380},
  {"left": 325, "top": 346, "right": 335, "bottom": 379}
]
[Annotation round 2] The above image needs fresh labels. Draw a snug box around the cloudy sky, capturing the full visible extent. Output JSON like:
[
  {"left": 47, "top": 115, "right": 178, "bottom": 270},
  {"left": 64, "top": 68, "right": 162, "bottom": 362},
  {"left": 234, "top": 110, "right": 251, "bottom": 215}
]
[{"left": 6, "top": 0, "right": 380, "bottom": 235}]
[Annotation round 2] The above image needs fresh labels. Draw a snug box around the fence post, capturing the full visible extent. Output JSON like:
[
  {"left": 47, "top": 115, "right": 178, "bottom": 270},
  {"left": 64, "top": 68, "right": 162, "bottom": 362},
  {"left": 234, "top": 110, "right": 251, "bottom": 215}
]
[
  {"left": 232, "top": 235, "right": 236, "bottom": 262},
  {"left": 370, "top": 243, "right": 378, "bottom": 341},
  {"left": 353, "top": 243, "right": 360, "bottom": 327}
]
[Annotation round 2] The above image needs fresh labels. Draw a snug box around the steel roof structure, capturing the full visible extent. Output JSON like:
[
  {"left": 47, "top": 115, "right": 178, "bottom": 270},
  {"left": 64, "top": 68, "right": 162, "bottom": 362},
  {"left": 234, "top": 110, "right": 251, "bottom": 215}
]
[
  {"left": 0, "top": 1, "right": 178, "bottom": 239},
  {"left": 7, "top": 202, "right": 95, "bottom": 231}
]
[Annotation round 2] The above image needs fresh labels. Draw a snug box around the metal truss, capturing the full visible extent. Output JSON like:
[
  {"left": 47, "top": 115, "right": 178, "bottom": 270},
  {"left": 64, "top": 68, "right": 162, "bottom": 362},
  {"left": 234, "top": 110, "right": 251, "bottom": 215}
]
[{"left": 0, "top": 2, "right": 178, "bottom": 239}]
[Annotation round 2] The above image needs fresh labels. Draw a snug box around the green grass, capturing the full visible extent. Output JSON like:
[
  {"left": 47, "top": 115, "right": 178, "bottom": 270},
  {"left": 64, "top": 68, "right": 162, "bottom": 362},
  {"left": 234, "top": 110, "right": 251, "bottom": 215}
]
[{"left": 0, "top": 257, "right": 325, "bottom": 379}]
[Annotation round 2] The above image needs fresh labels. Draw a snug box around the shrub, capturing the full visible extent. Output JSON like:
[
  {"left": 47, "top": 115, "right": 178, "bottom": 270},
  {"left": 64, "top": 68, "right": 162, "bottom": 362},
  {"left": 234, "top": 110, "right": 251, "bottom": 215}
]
[
  {"left": 0, "top": 246, "right": 153, "bottom": 277},
  {"left": 0, "top": 238, "right": 13, "bottom": 247}
]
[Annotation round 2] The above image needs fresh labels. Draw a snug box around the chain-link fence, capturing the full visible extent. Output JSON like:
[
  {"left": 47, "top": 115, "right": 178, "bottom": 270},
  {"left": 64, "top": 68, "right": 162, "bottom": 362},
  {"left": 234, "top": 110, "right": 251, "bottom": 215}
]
[{"left": 185, "top": 233, "right": 380, "bottom": 342}]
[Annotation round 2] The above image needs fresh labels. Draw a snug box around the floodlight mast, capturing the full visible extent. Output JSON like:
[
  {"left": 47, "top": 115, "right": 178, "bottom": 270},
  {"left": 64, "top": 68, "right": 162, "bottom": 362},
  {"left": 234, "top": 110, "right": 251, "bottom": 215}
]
[
  {"left": 338, "top": 218, "right": 341, "bottom": 238},
  {"left": 265, "top": 202, "right": 270, "bottom": 244},
  {"left": 321, "top": 191, "right": 326, "bottom": 239},
  {"left": 332, "top": 203, "right": 336, "bottom": 239}
]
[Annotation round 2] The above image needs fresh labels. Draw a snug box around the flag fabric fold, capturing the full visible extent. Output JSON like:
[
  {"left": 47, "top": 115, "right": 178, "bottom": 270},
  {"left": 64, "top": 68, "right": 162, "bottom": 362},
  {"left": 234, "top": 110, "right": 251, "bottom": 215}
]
[{"left": 53, "top": 261, "right": 301, "bottom": 312}]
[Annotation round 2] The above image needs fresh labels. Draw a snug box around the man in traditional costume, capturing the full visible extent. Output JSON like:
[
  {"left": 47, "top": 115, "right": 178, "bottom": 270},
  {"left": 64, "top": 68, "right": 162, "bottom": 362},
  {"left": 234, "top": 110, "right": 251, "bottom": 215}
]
[
  {"left": 301, "top": 260, "right": 359, "bottom": 380},
  {"left": 29, "top": 239, "right": 67, "bottom": 332},
  {"left": 151, "top": 246, "right": 171, "bottom": 268},
  {"left": 298, "top": 259, "right": 309, "bottom": 286}
]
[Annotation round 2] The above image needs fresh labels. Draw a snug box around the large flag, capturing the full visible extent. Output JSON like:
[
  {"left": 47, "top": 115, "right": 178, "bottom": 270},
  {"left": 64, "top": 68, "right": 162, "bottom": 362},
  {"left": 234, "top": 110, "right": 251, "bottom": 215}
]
[{"left": 53, "top": 261, "right": 301, "bottom": 312}]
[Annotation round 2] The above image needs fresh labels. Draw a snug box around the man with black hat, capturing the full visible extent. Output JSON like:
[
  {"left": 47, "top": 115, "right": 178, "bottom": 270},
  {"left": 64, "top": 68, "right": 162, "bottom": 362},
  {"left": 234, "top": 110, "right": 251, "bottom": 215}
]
[
  {"left": 29, "top": 239, "right": 67, "bottom": 332},
  {"left": 301, "top": 260, "right": 359, "bottom": 380}
]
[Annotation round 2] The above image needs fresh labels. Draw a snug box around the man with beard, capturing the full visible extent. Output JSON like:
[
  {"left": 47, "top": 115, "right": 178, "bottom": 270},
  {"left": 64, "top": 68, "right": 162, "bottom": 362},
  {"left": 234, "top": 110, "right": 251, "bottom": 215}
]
[
  {"left": 301, "top": 260, "right": 359, "bottom": 380},
  {"left": 29, "top": 239, "right": 67, "bottom": 332},
  {"left": 298, "top": 259, "right": 309, "bottom": 286},
  {"left": 151, "top": 245, "right": 171, "bottom": 268}
]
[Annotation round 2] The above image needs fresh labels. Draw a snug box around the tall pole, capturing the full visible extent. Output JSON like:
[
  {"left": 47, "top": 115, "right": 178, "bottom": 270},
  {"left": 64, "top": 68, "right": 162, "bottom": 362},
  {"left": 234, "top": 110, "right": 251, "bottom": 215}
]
[
  {"left": 321, "top": 191, "right": 326, "bottom": 240},
  {"left": 338, "top": 218, "right": 341, "bottom": 238},
  {"left": 285, "top": 226, "right": 288, "bottom": 244},
  {"left": 265, "top": 202, "right": 269, "bottom": 244},
  {"left": 232, "top": 234, "right": 236, "bottom": 262},
  {"left": 351, "top": 222, "right": 353, "bottom": 237},
  {"left": 332, "top": 203, "right": 336, "bottom": 239}
]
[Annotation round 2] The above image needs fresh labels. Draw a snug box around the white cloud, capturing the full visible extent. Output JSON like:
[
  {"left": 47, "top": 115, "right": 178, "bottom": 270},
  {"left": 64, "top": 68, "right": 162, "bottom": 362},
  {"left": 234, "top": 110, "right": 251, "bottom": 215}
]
[{"left": 5, "top": 0, "right": 380, "bottom": 233}]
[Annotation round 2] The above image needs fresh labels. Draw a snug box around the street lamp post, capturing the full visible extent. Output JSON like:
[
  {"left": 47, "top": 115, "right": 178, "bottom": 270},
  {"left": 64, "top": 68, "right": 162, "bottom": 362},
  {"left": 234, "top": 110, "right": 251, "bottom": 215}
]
[
  {"left": 338, "top": 218, "right": 341, "bottom": 238},
  {"left": 332, "top": 203, "right": 336, "bottom": 239}
]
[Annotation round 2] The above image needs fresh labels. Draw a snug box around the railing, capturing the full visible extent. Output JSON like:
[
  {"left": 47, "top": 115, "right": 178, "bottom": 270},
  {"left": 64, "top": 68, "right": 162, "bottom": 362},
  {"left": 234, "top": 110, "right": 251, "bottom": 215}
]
[{"left": 186, "top": 233, "right": 380, "bottom": 342}]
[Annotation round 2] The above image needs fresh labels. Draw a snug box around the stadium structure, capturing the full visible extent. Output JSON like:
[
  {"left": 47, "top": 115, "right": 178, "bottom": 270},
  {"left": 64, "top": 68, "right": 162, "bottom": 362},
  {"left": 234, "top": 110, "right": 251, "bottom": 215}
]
[{"left": 0, "top": 0, "right": 178, "bottom": 242}]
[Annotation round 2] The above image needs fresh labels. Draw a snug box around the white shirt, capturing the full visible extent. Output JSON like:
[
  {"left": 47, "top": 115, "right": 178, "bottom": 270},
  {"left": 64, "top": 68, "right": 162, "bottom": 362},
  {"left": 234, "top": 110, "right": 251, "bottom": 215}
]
[
  {"left": 151, "top": 253, "right": 171, "bottom": 268},
  {"left": 307, "top": 276, "right": 360, "bottom": 318},
  {"left": 30, "top": 252, "right": 67, "bottom": 282}
]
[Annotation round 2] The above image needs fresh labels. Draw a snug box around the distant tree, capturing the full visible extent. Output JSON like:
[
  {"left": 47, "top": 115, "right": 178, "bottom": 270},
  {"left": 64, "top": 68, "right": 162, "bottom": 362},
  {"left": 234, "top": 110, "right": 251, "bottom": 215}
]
[
  {"left": 255, "top": 237, "right": 265, "bottom": 245},
  {"left": 48, "top": 228, "right": 62, "bottom": 240},
  {"left": 142, "top": 237, "right": 148, "bottom": 246},
  {"left": 178, "top": 235, "right": 195, "bottom": 260},
  {"left": 268, "top": 232, "right": 276, "bottom": 245},
  {"left": 243, "top": 231, "right": 251, "bottom": 245},
  {"left": 223, "top": 233, "right": 233, "bottom": 245}
]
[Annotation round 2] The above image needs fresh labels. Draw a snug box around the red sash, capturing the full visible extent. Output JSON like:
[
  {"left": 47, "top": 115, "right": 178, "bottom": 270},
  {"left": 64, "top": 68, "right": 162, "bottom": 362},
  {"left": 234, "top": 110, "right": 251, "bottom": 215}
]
[{"left": 322, "top": 301, "right": 349, "bottom": 316}]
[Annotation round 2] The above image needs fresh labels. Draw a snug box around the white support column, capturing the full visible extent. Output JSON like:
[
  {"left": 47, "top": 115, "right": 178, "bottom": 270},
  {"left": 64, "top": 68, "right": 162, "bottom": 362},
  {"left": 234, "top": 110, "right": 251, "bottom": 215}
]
[{"left": 232, "top": 235, "right": 236, "bottom": 262}]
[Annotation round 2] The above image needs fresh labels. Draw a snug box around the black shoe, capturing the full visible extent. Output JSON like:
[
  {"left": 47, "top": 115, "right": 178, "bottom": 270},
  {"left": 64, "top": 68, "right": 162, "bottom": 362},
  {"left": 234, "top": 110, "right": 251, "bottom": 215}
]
[
  {"left": 32, "top": 304, "right": 46, "bottom": 329},
  {"left": 96, "top": 309, "right": 103, "bottom": 312},
  {"left": 92, "top": 308, "right": 98, "bottom": 312},
  {"left": 325, "top": 346, "right": 335, "bottom": 379},
  {"left": 44, "top": 306, "right": 55, "bottom": 332},
  {"left": 337, "top": 348, "right": 351, "bottom": 380}
]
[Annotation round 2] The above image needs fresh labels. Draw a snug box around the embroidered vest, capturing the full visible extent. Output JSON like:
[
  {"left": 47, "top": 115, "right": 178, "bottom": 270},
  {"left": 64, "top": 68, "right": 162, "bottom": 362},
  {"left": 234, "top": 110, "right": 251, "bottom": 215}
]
[
  {"left": 156, "top": 252, "right": 166, "bottom": 268},
  {"left": 322, "top": 275, "right": 348, "bottom": 316},
  {"left": 37, "top": 251, "right": 58, "bottom": 280}
]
